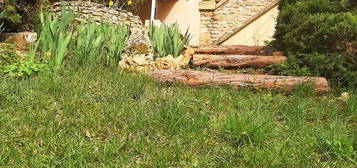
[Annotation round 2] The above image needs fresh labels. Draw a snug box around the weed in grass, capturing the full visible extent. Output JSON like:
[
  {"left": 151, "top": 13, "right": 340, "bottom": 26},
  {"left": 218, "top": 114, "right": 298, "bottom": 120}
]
[
  {"left": 291, "top": 82, "right": 318, "bottom": 98},
  {"left": 220, "top": 111, "right": 275, "bottom": 147},
  {"left": 309, "top": 122, "right": 356, "bottom": 163}
]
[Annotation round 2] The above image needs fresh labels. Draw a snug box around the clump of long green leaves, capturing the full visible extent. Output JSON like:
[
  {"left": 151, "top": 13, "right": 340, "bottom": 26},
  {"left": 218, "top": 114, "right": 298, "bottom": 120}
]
[
  {"left": 36, "top": 6, "right": 75, "bottom": 71},
  {"left": 148, "top": 23, "right": 191, "bottom": 58},
  {"left": 0, "top": 11, "right": 5, "bottom": 33},
  {"left": 73, "top": 21, "right": 106, "bottom": 66},
  {"left": 103, "top": 24, "right": 128, "bottom": 67},
  {"left": 32, "top": 5, "right": 128, "bottom": 71},
  {"left": 72, "top": 21, "right": 128, "bottom": 67},
  {"left": 0, "top": 23, "right": 3, "bottom": 34}
]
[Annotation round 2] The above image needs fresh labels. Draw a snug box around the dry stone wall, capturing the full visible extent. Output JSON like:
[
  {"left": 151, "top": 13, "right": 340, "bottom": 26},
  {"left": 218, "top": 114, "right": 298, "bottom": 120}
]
[{"left": 200, "top": 0, "right": 276, "bottom": 45}]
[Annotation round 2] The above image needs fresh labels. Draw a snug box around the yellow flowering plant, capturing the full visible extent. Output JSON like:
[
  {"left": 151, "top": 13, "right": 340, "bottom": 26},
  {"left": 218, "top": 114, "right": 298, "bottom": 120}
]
[
  {"left": 108, "top": 0, "right": 114, "bottom": 7},
  {"left": 103, "top": 0, "right": 145, "bottom": 14}
]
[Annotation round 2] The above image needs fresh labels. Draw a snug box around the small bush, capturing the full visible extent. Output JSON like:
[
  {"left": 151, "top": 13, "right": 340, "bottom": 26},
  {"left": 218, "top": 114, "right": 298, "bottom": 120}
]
[{"left": 0, "top": 0, "right": 50, "bottom": 32}]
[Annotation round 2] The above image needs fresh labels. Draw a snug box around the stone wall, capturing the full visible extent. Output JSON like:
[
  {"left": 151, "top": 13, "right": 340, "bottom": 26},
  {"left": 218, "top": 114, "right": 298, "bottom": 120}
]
[{"left": 199, "top": 0, "right": 276, "bottom": 45}]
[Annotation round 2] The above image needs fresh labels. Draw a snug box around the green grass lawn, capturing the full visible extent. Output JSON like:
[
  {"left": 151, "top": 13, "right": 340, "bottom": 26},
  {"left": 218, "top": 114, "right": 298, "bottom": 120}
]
[{"left": 0, "top": 66, "right": 356, "bottom": 167}]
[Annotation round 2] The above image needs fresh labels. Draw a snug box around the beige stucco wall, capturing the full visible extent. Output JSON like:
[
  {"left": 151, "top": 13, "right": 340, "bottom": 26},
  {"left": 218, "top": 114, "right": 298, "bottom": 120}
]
[
  {"left": 157, "top": 0, "right": 201, "bottom": 45},
  {"left": 139, "top": 0, "right": 201, "bottom": 45},
  {"left": 222, "top": 6, "right": 279, "bottom": 46}
]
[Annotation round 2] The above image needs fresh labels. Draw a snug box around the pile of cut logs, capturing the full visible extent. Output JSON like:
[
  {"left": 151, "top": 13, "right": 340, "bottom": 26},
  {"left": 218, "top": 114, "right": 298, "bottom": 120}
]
[{"left": 151, "top": 45, "right": 330, "bottom": 92}]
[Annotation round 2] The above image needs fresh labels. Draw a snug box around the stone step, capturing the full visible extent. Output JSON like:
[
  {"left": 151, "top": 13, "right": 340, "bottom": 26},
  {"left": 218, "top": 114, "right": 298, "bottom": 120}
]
[
  {"left": 192, "top": 54, "right": 287, "bottom": 69},
  {"left": 150, "top": 70, "right": 330, "bottom": 93}
]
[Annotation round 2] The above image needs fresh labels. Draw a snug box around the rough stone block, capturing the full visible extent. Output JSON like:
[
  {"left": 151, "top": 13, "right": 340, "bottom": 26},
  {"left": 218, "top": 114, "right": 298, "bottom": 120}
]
[
  {"left": 0, "top": 32, "right": 37, "bottom": 48},
  {"left": 199, "top": 1, "right": 216, "bottom": 11}
]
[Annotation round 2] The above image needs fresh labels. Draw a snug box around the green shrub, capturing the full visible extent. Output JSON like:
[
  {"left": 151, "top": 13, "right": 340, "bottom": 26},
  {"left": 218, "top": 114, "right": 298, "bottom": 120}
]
[
  {"left": 271, "top": 0, "right": 357, "bottom": 87},
  {"left": 0, "top": 0, "right": 50, "bottom": 32},
  {"left": 148, "top": 23, "right": 191, "bottom": 58},
  {"left": 0, "top": 0, "right": 145, "bottom": 32}
]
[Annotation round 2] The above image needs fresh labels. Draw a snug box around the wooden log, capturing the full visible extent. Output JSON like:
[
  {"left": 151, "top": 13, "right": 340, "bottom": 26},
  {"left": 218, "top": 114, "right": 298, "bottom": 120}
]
[
  {"left": 193, "top": 45, "right": 266, "bottom": 55},
  {"left": 151, "top": 70, "right": 330, "bottom": 93},
  {"left": 192, "top": 54, "right": 287, "bottom": 68}
]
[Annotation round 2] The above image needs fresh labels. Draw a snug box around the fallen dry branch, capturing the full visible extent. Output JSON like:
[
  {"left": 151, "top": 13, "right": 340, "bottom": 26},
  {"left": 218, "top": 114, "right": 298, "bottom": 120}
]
[
  {"left": 193, "top": 45, "right": 266, "bottom": 55},
  {"left": 151, "top": 70, "right": 329, "bottom": 92},
  {"left": 192, "top": 54, "right": 287, "bottom": 68}
]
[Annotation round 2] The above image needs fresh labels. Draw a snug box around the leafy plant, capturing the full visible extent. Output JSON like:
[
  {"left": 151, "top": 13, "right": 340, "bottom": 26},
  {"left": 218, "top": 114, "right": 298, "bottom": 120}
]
[
  {"left": 0, "top": 22, "right": 3, "bottom": 33},
  {"left": 2, "top": 60, "right": 47, "bottom": 77},
  {"left": 0, "top": 11, "right": 4, "bottom": 33},
  {"left": 32, "top": 5, "right": 128, "bottom": 71},
  {"left": 36, "top": 6, "right": 75, "bottom": 71},
  {"left": 102, "top": 23, "right": 128, "bottom": 67},
  {"left": 73, "top": 21, "right": 106, "bottom": 65},
  {"left": 0, "top": 43, "right": 47, "bottom": 77},
  {"left": 148, "top": 23, "right": 191, "bottom": 58},
  {"left": 72, "top": 21, "right": 128, "bottom": 67}
]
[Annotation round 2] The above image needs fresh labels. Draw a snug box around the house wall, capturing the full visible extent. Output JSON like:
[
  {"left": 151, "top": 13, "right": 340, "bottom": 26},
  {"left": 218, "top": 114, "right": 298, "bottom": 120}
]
[
  {"left": 139, "top": 0, "right": 201, "bottom": 45},
  {"left": 199, "top": 0, "right": 277, "bottom": 45},
  {"left": 222, "top": 6, "right": 278, "bottom": 46},
  {"left": 138, "top": 0, "right": 152, "bottom": 22}
]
